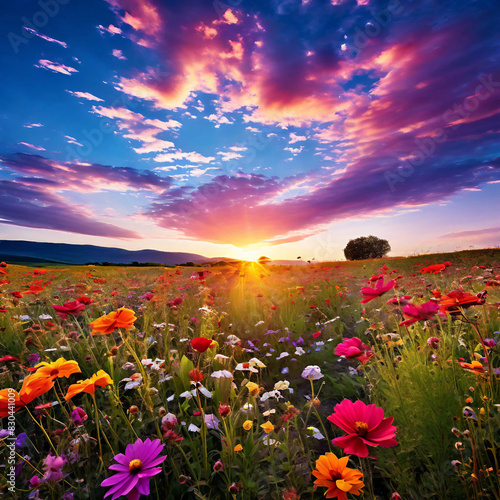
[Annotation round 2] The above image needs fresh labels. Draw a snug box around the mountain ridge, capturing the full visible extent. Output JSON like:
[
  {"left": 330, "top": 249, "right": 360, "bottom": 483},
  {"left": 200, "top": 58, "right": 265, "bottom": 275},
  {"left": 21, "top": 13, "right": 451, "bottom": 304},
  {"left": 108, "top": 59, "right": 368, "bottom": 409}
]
[{"left": 0, "top": 240, "right": 212, "bottom": 266}]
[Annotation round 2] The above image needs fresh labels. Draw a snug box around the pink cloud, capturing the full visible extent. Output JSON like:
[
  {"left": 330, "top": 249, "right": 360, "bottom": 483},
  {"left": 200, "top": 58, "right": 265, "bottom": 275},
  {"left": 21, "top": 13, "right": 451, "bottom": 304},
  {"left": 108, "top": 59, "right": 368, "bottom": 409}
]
[
  {"left": 66, "top": 90, "right": 104, "bottom": 102},
  {"left": 91, "top": 105, "right": 178, "bottom": 154},
  {"left": 23, "top": 27, "right": 67, "bottom": 48},
  {"left": 18, "top": 142, "right": 46, "bottom": 151},
  {"left": 1, "top": 153, "right": 173, "bottom": 195},
  {"left": 35, "top": 59, "right": 78, "bottom": 75},
  {"left": 112, "top": 49, "right": 127, "bottom": 60},
  {"left": 0, "top": 180, "right": 140, "bottom": 239}
]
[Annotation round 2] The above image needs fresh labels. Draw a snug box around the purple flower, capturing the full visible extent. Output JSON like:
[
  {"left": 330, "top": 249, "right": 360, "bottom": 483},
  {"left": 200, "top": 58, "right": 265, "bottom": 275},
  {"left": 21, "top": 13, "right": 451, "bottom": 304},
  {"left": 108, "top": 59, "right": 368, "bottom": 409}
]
[
  {"left": 28, "top": 353, "right": 41, "bottom": 367},
  {"left": 15, "top": 432, "right": 29, "bottom": 449},
  {"left": 483, "top": 338, "right": 496, "bottom": 348},
  {"left": 101, "top": 438, "right": 167, "bottom": 500},
  {"left": 71, "top": 407, "right": 88, "bottom": 427},
  {"left": 205, "top": 413, "right": 219, "bottom": 430}
]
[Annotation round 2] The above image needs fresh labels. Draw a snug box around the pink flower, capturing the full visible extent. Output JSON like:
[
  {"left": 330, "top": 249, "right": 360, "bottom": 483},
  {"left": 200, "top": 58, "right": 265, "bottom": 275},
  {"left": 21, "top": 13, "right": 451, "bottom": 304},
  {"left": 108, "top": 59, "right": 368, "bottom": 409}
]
[
  {"left": 399, "top": 301, "right": 439, "bottom": 326},
  {"left": 334, "top": 338, "right": 373, "bottom": 365},
  {"left": 42, "top": 454, "right": 66, "bottom": 482},
  {"left": 360, "top": 277, "right": 395, "bottom": 303},
  {"left": 327, "top": 399, "right": 398, "bottom": 457},
  {"left": 101, "top": 438, "right": 167, "bottom": 500},
  {"left": 427, "top": 337, "right": 441, "bottom": 349}
]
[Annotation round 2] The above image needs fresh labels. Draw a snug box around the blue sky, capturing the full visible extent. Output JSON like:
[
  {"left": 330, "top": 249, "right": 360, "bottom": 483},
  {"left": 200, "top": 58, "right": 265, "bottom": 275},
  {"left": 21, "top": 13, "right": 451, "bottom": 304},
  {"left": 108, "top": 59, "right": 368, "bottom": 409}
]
[{"left": 0, "top": 0, "right": 499, "bottom": 260}]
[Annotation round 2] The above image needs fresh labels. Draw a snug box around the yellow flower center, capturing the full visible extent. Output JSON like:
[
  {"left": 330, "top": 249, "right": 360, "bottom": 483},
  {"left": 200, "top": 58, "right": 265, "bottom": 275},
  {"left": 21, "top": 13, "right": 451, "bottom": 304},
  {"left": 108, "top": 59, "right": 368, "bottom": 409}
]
[
  {"left": 128, "top": 459, "right": 143, "bottom": 472},
  {"left": 50, "top": 369, "right": 59, "bottom": 377},
  {"left": 354, "top": 421, "right": 369, "bottom": 436}
]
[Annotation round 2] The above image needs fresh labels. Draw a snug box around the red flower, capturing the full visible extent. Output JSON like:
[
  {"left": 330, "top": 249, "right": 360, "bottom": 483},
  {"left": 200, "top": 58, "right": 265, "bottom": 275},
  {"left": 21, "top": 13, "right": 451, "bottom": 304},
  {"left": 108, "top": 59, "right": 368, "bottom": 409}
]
[
  {"left": 52, "top": 300, "right": 86, "bottom": 319},
  {"left": 0, "top": 355, "right": 20, "bottom": 363},
  {"left": 418, "top": 262, "right": 451, "bottom": 274},
  {"left": 327, "top": 399, "right": 398, "bottom": 457},
  {"left": 360, "top": 277, "right": 395, "bottom": 303},
  {"left": 399, "top": 301, "right": 439, "bottom": 326},
  {"left": 189, "top": 368, "right": 204, "bottom": 382},
  {"left": 76, "top": 296, "right": 93, "bottom": 305},
  {"left": 191, "top": 337, "right": 213, "bottom": 353}
]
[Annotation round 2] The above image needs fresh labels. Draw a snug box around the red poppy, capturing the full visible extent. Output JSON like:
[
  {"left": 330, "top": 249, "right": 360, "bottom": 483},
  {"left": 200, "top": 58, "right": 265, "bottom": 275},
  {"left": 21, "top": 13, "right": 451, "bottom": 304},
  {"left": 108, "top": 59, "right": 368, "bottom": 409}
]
[
  {"left": 77, "top": 296, "right": 93, "bottom": 304},
  {"left": 189, "top": 368, "right": 204, "bottom": 382},
  {"left": 439, "top": 290, "right": 487, "bottom": 316},
  {"left": 191, "top": 337, "right": 213, "bottom": 353},
  {"left": 418, "top": 262, "right": 451, "bottom": 274},
  {"left": 23, "top": 285, "right": 44, "bottom": 295}
]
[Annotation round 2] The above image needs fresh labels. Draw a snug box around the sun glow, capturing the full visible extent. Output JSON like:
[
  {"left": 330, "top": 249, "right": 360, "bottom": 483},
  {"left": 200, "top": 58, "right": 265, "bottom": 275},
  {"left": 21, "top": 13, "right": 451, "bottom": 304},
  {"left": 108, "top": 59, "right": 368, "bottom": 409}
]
[{"left": 233, "top": 247, "right": 268, "bottom": 262}]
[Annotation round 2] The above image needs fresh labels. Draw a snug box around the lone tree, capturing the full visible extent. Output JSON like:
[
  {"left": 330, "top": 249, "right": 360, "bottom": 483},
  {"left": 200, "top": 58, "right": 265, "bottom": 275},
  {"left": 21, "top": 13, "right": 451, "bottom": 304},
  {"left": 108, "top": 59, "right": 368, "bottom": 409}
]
[{"left": 343, "top": 235, "right": 391, "bottom": 260}]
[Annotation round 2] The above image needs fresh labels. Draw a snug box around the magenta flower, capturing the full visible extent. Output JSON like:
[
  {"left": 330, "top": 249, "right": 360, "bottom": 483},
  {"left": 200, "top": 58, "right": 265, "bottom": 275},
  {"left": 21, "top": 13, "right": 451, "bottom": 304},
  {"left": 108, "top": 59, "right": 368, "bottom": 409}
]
[
  {"left": 399, "top": 301, "right": 439, "bottom": 326},
  {"left": 334, "top": 337, "right": 373, "bottom": 364},
  {"left": 327, "top": 399, "right": 397, "bottom": 457},
  {"left": 101, "top": 438, "right": 167, "bottom": 500},
  {"left": 360, "top": 277, "right": 395, "bottom": 303}
]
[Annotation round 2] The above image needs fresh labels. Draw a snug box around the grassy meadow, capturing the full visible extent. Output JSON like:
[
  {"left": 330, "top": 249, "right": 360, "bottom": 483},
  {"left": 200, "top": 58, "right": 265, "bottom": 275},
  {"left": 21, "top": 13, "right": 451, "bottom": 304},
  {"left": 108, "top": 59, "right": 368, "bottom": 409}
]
[{"left": 0, "top": 249, "right": 499, "bottom": 499}]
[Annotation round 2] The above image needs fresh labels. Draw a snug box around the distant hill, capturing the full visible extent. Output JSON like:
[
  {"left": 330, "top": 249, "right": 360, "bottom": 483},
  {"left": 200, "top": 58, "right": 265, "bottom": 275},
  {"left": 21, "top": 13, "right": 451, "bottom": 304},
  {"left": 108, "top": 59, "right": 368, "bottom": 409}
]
[{"left": 0, "top": 240, "right": 212, "bottom": 266}]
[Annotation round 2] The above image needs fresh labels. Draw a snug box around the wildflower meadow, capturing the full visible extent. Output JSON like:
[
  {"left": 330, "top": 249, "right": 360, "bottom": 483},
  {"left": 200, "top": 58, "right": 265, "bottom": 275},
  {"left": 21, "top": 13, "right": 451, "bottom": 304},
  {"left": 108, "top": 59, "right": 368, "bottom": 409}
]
[{"left": 0, "top": 250, "right": 499, "bottom": 499}]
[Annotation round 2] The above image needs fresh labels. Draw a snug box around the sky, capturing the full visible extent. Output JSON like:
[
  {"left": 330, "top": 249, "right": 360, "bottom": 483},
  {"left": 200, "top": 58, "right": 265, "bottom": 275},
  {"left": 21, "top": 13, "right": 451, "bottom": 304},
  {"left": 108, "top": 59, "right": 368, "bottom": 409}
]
[{"left": 0, "top": 0, "right": 499, "bottom": 261}]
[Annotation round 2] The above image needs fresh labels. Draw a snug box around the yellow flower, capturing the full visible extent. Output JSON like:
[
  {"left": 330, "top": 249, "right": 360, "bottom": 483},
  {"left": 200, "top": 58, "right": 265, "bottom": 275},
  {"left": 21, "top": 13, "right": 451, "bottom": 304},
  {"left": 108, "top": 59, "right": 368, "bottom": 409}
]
[
  {"left": 234, "top": 444, "right": 243, "bottom": 452},
  {"left": 260, "top": 421, "right": 274, "bottom": 434},
  {"left": 243, "top": 420, "right": 253, "bottom": 431},
  {"left": 245, "top": 381, "right": 260, "bottom": 396}
]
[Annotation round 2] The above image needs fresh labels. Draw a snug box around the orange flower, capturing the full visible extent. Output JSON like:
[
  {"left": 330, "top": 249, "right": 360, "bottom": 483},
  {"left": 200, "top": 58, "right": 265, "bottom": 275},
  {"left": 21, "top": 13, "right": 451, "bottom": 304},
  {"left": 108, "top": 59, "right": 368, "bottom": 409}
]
[
  {"left": 0, "top": 375, "right": 54, "bottom": 418},
  {"left": 89, "top": 308, "right": 136, "bottom": 335},
  {"left": 460, "top": 360, "right": 487, "bottom": 375},
  {"left": 64, "top": 370, "right": 113, "bottom": 400},
  {"left": 312, "top": 453, "right": 364, "bottom": 500},
  {"left": 31, "top": 357, "right": 81, "bottom": 381}
]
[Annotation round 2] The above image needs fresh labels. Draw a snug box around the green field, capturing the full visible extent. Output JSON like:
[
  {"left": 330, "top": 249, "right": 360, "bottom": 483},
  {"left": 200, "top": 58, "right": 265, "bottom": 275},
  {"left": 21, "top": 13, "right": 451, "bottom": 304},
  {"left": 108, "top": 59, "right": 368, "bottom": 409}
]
[{"left": 0, "top": 249, "right": 499, "bottom": 499}]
